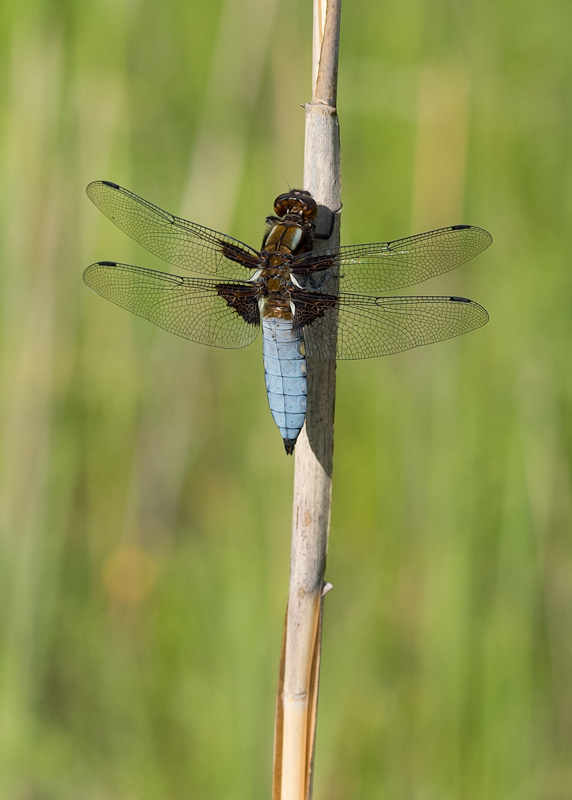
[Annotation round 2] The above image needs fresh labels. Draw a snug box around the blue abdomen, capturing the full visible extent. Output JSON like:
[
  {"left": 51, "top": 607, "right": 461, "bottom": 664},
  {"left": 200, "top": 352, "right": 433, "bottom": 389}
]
[{"left": 262, "top": 317, "right": 307, "bottom": 454}]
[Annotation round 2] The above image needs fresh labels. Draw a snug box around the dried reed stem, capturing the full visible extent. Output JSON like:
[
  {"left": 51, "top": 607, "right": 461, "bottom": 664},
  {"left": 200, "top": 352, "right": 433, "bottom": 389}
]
[{"left": 273, "top": 2, "right": 342, "bottom": 799}]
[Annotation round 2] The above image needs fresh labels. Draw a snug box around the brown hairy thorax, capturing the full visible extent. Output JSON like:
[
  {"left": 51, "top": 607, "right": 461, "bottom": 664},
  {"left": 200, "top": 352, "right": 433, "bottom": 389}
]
[{"left": 263, "top": 190, "right": 318, "bottom": 256}]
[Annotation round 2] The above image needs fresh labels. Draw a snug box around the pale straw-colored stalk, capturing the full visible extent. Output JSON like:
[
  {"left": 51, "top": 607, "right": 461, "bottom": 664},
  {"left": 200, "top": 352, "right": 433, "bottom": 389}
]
[{"left": 272, "top": 3, "right": 342, "bottom": 799}]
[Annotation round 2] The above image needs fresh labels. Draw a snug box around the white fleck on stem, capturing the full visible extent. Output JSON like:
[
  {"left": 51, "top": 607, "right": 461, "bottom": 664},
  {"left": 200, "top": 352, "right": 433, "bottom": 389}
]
[{"left": 273, "top": 2, "right": 342, "bottom": 799}]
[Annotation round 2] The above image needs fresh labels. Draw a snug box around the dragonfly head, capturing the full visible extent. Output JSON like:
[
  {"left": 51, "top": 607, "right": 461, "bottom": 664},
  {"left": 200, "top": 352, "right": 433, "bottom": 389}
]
[{"left": 274, "top": 190, "right": 317, "bottom": 221}]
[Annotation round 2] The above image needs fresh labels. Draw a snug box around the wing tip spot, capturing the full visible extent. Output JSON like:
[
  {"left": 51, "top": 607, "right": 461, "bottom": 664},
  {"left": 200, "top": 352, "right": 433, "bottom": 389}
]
[{"left": 101, "top": 180, "right": 121, "bottom": 190}]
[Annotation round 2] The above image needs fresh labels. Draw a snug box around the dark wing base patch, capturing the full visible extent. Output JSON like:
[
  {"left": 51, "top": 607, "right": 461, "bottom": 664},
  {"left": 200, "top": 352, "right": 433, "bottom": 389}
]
[
  {"left": 292, "top": 290, "right": 339, "bottom": 327},
  {"left": 216, "top": 283, "right": 260, "bottom": 325}
]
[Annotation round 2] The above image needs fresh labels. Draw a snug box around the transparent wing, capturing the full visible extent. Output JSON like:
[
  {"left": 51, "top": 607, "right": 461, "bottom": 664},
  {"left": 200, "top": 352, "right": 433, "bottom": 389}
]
[
  {"left": 293, "top": 291, "right": 488, "bottom": 360},
  {"left": 84, "top": 261, "right": 260, "bottom": 349},
  {"left": 87, "top": 181, "right": 261, "bottom": 280},
  {"left": 291, "top": 225, "right": 492, "bottom": 293}
]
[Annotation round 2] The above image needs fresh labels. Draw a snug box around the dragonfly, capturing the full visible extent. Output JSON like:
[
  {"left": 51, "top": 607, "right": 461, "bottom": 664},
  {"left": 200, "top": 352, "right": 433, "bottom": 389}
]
[{"left": 84, "top": 181, "right": 491, "bottom": 454}]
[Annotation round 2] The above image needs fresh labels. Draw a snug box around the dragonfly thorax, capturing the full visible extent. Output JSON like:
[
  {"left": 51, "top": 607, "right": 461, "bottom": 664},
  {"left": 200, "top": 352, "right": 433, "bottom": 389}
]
[
  {"left": 266, "top": 276, "right": 285, "bottom": 292},
  {"left": 258, "top": 264, "right": 291, "bottom": 292},
  {"left": 257, "top": 258, "right": 295, "bottom": 318},
  {"left": 264, "top": 192, "right": 317, "bottom": 256},
  {"left": 263, "top": 221, "right": 307, "bottom": 255}
]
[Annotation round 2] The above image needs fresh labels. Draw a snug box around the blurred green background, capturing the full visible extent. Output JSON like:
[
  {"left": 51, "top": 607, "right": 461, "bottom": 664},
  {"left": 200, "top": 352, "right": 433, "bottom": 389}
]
[{"left": 1, "top": 0, "right": 571, "bottom": 797}]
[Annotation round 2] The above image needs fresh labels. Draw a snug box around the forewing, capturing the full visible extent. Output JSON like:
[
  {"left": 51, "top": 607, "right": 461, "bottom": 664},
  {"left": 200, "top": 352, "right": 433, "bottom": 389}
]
[
  {"left": 291, "top": 225, "right": 492, "bottom": 293},
  {"left": 87, "top": 181, "right": 261, "bottom": 279},
  {"left": 293, "top": 291, "right": 488, "bottom": 360},
  {"left": 84, "top": 262, "right": 260, "bottom": 349}
]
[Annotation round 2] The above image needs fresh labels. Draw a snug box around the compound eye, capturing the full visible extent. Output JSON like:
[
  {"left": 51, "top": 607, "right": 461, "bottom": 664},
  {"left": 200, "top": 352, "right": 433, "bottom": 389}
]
[
  {"left": 302, "top": 197, "right": 317, "bottom": 219},
  {"left": 274, "top": 193, "right": 292, "bottom": 216},
  {"left": 273, "top": 190, "right": 318, "bottom": 219}
]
